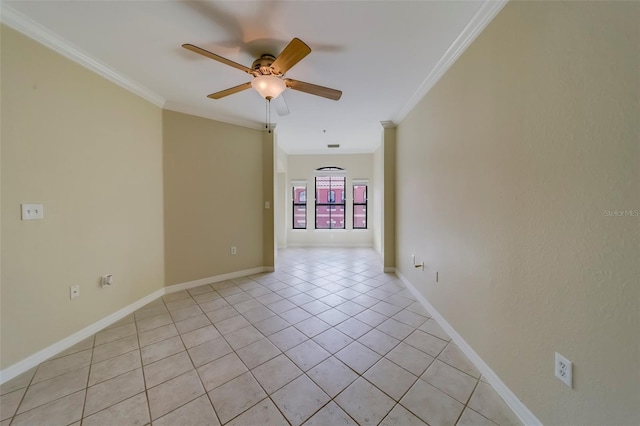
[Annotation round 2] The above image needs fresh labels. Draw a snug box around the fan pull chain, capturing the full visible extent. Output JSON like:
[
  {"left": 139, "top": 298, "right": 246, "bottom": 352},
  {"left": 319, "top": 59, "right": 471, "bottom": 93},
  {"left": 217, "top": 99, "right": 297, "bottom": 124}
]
[{"left": 268, "top": 98, "right": 272, "bottom": 134}]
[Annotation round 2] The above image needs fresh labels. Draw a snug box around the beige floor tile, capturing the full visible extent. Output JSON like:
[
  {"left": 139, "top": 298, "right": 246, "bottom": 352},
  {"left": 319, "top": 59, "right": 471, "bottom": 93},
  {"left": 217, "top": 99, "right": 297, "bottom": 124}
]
[
  {"left": 92, "top": 335, "right": 139, "bottom": 364},
  {"left": 385, "top": 342, "right": 435, "bottom": 376},
  {"left": 84, "top": 368, "right": 145, "bottom": 416},
  {"left": 376, "top": 318, "right": 415, "bottom": 340},
  {"left": 295, "top": 317, "right": 331, "bottom": 338},
  {"left": 242, "top": 306, "right": 276, "bottom": 324},
  {"left": 254, "top": 315, "right": 291, "bottom": 336},
  {"left": 1, "top": 388, "right": 25, "bottom": 420},
  {"left": 307, "top": 356, "right": 358, "bottom": 397},
  {"left": 144, "top": 351, "right": 194, "bottom": 388},
  {"left": 181, "top": 325, "right": 221, "bottom": 348},
  {"left": 380, "top": 404, "right": 428, "bottom": 426},
  {"left": 370, "top": 301, "right": 404, "bottom": 317},
  {"left": 147, "top": 370, "right": 205, "bottom": 420},
  {"left": 136, "top": 313, "right": 173, "bottom": 333},
  {"left": 171, "top": 305, "right": 204, "bottom": 322},
  {"left": 364, "top": 357, "right": 418, "bottom": 401},
  {"left": 197, "top": 352, "right": 248, "bottom": 391},
  {"left": 312, "top": 328, "right": 353, "bottom": 354},
  {"left": 438, "top": 342, "right": 481, "bottom": 378},
  {"left": 94, "top": 322, "right": 137, "bottom": 346},
  {"left": 214, "top": 315, "right": 251, "bottom": 335},
  {"left": 267, "top": 299, "right": 297, "bottom": 314},
  {"left": 269, "top": 326, "right": 308, "bottom": 351},
  {"left": 285, "top": 339, "right": 331, "bottom": 371},
  {"left": 335, "top": 300, "right": 367, "bottom": 316},
  {"left": 358, "top": 328, "right": 401, "bottom": 356},
  {"left": 392, "top": 309, "right": 429, "bottom": 328},
  {"left": 188, "top": 336, "right": 233, "bottom": 368},
  {"left": 335, "top": 318, "right": 372, "bottom": 339},
  {"left": 468, "top": 381, "right": 523, "bottom": 426},
  {"left": 224, "top": 325, "right": 264, "bottom": 350},
  {"left": 175, "top": 314, "right": 212, "bottom": 334},
  {"left": 280, "top": 307, "right": 313, "bottom": 324},
  {"left": 89, "top": 349, "right": 141, "bottom": 385},
  {"left": 236, "top": 338, "right": 281, "bottom": 369},
  {"left": 166, "top": 297, "right": 197, "bottom": 312},
  {"left": 208, "top": 372, "right": 267, "bottom": 424},
  {"left": 163, "top": 290, "right": 191, "bottom": 303},
  {"left": 419, "top": 318, "right": 451, "bottom": 341},
  {"left": 405, "top": 301, "right": 430, "bottom": 317},
  {"left": 138, "top": 323, "right": 179, "bottom": 347},
  {"left": 134, "top": 304, "right": 169, "bottom": 322},
  {"left": 188, "top": 284, "right": 216, "bottom": 296},
  {"left": 193, "top": 291, "right": 222, "bottom": 304},
  {"left": 1, "top": 368, "right": 36, "bottom": 396},
  {"left": 354, "top": 309, "right": 388, "bottom": 327},
  {"left": 335, "top": 377, "right": 395, "bottom": 425},
  {"left": 226, "top": 397, "right": 288, "bottom": 426},
  {"left": 251, "top": 354, "right": 303, "bottom": 394},
  {"left": 404, "top": 329, "right": 448, "bottom": 357},
  {"left": 335, "top": 341, "right": 381, "bottom": 374},
  {"left": 457, "top": 407, "right": 499, "bottom": 426},
  {"left": 259, "top": 292, "right": 285, "bottom": 305},
  {"left": 422, "top": 359, "right": 478, "bottom": 403},
  {"left": 303, "top": 401, "right": 357, "bottom": 426},
  {"left": 11, "top": 390, "right": 85, "bottom": 426},
  {"left": 18, "top": 366, "right": 89, "bottom": 414},
  {"left": 272, "top": 375, "right": 330, "bottom": 426},
  {"left": 201, "top": 299, "right": 232, "bottom": 315},
  {"left": 82, "top": 392, "right": 149, "bottom": 426},
  {"left": 51, "top": 337, "right": 94, "bottom": 360},
  {"left": 233, "top": 299, "right": 263, "bottom": 314},
  {"left": 141, "top": 335, "right": 185, "bottom": 365},
  {"left": 300, "top": 300, "right": 332, "bottom": 316},
  {"left": 400, "top": 379, "right": 464, "bottom": 426},
  {"left": 154, "top": 394, "right": 220, "bottom": 426}
]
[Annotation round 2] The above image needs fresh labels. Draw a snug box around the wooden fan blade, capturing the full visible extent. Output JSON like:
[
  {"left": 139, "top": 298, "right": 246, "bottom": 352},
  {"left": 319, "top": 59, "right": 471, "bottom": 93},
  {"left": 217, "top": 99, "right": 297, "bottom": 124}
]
[
  {"left": 207, "top": 82, "right": 252, "bottom": 99},
  {"left": 182, "top": 43, "right": 254, "bottom": 75},
  {"left": 271, "top": 38, "right": 311, "bottom": 76},
  {"left": 285, "top": 79, "right": 342, "bottom": 101}
]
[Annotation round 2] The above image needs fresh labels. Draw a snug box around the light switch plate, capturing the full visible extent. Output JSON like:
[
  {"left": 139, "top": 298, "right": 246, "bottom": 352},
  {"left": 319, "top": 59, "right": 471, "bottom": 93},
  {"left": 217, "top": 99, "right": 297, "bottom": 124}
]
[{"left": 21, "top": 204, "right": 44, "bottom": 220}]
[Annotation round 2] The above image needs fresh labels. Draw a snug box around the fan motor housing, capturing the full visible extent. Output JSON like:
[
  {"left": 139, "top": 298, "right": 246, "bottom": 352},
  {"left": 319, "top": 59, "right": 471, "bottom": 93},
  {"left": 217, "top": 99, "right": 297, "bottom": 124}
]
[{"left": 252, "top": 55, "right": 277, "bottom": 75}]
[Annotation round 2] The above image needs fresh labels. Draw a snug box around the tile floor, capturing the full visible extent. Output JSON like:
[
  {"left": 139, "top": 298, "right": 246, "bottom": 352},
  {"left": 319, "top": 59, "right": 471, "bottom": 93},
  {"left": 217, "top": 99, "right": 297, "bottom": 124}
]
[{"left": 1, "top": 248, "right": 522, "bottom": 426}]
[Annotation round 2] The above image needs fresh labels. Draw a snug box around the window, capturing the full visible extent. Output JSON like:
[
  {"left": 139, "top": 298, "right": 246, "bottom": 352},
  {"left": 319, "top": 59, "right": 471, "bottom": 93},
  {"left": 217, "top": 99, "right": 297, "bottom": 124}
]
[
  {"left": 353, "top": 182, "right": 367, "bottom": 229},
  {"left": 315, "top": 167, "right": 345, "bottom": 229},
  {"left": 292, "top": 183, "right": 307, "bottom": 229}
]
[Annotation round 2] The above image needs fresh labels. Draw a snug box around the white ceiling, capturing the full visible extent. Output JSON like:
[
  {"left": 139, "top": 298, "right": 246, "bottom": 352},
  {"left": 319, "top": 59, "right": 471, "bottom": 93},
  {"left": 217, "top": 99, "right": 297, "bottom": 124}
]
[{"left": 1, "top": 1, "right": 505, "bottom": 154}]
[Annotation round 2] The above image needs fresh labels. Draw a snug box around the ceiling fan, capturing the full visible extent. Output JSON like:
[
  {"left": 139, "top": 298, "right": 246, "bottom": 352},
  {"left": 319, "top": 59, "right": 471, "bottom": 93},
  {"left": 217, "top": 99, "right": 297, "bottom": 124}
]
[{"left": 182, "top": 38, "right": 342, "bottom": 111}]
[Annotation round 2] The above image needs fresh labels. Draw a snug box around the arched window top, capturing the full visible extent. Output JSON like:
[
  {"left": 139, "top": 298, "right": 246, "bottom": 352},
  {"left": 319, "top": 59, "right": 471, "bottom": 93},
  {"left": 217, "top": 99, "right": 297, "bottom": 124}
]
[
  {"left": 314, "top": 166, "right": 346, "bottom": 177},
  {"left": 316, "top": 166, "right": 344, "bottom": 171}
]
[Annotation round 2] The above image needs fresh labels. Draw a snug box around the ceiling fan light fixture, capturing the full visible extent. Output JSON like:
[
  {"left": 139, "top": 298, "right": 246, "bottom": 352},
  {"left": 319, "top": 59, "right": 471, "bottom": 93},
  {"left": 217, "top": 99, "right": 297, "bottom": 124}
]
[{"left": 252, "top": 75, "right": 287, "bottom": 99}]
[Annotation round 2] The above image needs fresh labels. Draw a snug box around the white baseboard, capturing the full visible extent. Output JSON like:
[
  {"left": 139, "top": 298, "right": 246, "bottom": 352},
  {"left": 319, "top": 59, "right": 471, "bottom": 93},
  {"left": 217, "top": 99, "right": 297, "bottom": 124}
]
[
  {"left": 0, "top": 288, "right": 165, "bottom": 384},
  {"left": 383, "top": 267, "right": 396, "bottom": 273},
  {"left": 395, "top": 270, "right": 541, "bottom": 426},
  {"left": 164, "top": 267, "right": 272, "bottom": 294},
  {"left": 1, "top": 265, "right": 274, "bottom": 385},
  {"left": 286, "top": 243, "right": 374, "bottom": 248}
]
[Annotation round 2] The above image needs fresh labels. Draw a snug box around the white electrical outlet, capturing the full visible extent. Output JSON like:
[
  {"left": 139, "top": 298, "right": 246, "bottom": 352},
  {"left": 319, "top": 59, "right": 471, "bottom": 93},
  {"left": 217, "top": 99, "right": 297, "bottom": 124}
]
[
  {"left": 102, "top": 274, "right": 113, "bottom": 288},
  {"left": 230, "top": 246, "right": 237, "bottom": 255},
  {"left": 21, "top": 204, "right": 44, "bottom": 220},
  {"left": 555, "top": 352, "right": 572, "bottom": 388},
  {"left": 70, "top": 284, "right": 80, "bottom": 300}
]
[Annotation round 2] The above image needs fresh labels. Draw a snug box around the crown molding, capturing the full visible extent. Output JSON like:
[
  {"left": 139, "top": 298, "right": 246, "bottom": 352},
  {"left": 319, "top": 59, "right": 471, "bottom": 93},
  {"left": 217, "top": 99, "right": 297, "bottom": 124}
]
[
  {"left": 380, "top": 121, "right": 397, "bottom": 129},
  {"left": 163, "top": 101, "right": 265, "bottom": 131},
  {"left": 393, "top": 0, "right": 509, "bottom": 123},
  {"left": 0, "top": 4, "right": 166, "bottom": 108}
]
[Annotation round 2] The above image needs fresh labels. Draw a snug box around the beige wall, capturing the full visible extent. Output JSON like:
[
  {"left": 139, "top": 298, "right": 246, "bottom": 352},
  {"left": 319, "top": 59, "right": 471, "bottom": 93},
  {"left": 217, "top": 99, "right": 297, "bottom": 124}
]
[
  {"left": 395, "top": 2, "right": 639, "bottom": 425},
  {"left": 163, "top": 110, "right": 266, "bottom": 285},
  {"left": 286, "top": 154, "right": 374, "bottom": 247},
  {"left": 1, "top": 26, "right": 165, "bottom": 368}
]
